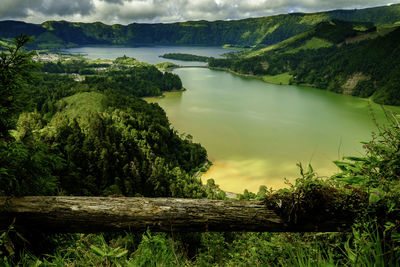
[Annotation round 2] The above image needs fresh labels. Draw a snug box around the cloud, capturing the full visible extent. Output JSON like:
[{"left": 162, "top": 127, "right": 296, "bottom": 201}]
[
  {"left": 0, "top": 0, "right": 94, "bottom": 19},
  {"left": 99, "top": 0, "right": 124, "bottom": 4},
  {"left": 0, "top": 0, "right": 399, "bottom": 24}
]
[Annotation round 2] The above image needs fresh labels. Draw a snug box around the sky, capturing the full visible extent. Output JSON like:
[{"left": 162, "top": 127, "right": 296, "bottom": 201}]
[{"left": 0, "top": 0, "right": 399, "bottom": 25}]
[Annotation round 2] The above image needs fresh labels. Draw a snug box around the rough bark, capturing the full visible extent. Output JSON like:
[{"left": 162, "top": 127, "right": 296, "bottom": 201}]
[{"left": 0, "top": 196, "right": 353, "bottom": 233}]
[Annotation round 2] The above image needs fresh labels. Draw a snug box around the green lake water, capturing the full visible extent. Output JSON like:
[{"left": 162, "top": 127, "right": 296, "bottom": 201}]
[
  {"left": 65, "top": 46, "right": 400, "bottom": 193},
  {"left": 147, "top": 68, "right": 400, "bottom": 193}
]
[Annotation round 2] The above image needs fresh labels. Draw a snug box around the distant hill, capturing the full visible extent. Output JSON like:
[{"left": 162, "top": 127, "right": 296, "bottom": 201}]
[
  {"left": 1, "top": 4, "right": 400, "bottom": 49},
  {"left": 209, "top": 20, "right": 400, "bottom": 105},
  {"left": 246, "top": 20, "right": 377, "bottom": 57}
]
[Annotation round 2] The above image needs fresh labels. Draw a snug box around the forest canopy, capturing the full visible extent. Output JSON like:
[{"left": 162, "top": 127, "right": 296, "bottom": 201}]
[{"left": 0, "top": 37, "right": 206, "bottom": 198}]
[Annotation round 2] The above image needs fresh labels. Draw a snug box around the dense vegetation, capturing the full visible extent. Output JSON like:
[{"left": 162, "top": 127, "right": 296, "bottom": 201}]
[
  {"left": 209, "top": 20, "right": 400, "bottom": 105},
  {"left": 41, "top": 56, "right": 183, "bottom": 97},
  {"left": 0, "top": 37, "right": 206, "bottom": 199},
  {"left": 160, "top": 53, "right": 210, "bottom": 62},
  {"left": 1, "top": 4, "right": 400, "bottom": 49}
]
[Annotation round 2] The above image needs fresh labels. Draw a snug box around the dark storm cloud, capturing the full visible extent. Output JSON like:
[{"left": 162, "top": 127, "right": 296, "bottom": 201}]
[
  {"left": 94, "top": 0, "right": 400, "bottom": 24},
  {"left": 0, "top": 0, "right": 94, "bottom": 19},
  {"left": 40, "top": 0, "right": 93, "bottom": 16},
  {"left": 0, "top": 0, "right": 399, "bottom": 24}
]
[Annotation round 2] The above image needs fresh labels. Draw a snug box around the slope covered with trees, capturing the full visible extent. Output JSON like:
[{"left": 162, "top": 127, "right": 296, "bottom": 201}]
[
  {"left": 209, "top": 20, "right": 400, "bottom": 105},
  {"left": 0, "top": 37, "right": 206, "bottom": 198}
]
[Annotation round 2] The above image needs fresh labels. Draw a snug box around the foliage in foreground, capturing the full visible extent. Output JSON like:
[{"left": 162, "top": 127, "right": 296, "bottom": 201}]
[{"left": 2, "top": 116, "right": 399, "bottom": 266}]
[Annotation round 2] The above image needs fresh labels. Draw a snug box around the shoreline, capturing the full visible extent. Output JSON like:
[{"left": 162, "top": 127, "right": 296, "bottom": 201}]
[
  {"left": 194, "top": 161, "right": 240, "bottom": 199},
  {"left": 208, "top": 67, "right": 291, "bottom": 85},
  {"left": 208, "top": 67, "right": 398, "bottom": 107}
]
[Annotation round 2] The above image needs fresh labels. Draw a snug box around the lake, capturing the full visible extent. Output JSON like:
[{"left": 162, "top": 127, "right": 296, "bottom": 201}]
[
  {"left": 64, "top": 46, "right": 400, "bottom": 193},
  {"left": 62, "top": 46, "right": 234, "bottom": 66}
]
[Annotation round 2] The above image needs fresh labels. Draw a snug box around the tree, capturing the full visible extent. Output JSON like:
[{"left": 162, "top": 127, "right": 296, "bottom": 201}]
[
  {"left": 0, "top": 35, "right": 63, "bottom": 196},
  {"left": 0, "top": 34, "right": 35, "bottom": 139}
]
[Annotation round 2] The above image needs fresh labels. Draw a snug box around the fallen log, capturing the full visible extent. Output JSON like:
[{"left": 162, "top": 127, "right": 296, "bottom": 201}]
[{"left": 0, "top": 196, "right": 354, "bottom": 233}]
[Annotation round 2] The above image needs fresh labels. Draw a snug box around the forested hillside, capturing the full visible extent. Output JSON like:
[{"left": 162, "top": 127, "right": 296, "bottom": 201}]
[
  {"left": 1, "top": 36, "right": 207, "bottom": 198},
  {"left": 209, "top": 20, "right": 400, "bottom": 105},
  {"left": 1, "top": 4, "right": 400, "bottom": 49}
]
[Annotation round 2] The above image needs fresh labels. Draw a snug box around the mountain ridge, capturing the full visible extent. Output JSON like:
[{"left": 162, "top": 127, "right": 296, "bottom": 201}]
[{"left": 1, "top": 4, "right": 400, "bottom": 49}]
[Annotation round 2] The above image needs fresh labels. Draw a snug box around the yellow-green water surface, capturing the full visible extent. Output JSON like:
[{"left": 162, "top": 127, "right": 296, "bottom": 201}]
[{"left": 147, "top": 68, "right": 400, "bottom": 193}]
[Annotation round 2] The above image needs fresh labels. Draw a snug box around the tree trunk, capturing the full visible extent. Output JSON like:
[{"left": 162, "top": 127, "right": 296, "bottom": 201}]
[{"left": 0, "top": 196, "right": 353, "bottom": 233}]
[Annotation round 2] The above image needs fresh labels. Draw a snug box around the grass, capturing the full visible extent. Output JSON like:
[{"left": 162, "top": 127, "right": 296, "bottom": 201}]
[
  {"left": 262, "top": 72, "right": 292, "bottom": 85},
  {"left": 246, "top": 30, "right": 312, "bottom": 57},
  {"left": 114, "top": 56, "right": 151, "bottom": 67},
  {"left": 377, "top": 25, "right": 399, "bottom": 35},
  {"left": 155, "top": 62, "right": 179, "bottom": 70},
  {"left": 60, "top": 92, "right": 106, "bottom": 126},
  {"left": 88, "top": 58, "right": 113, "bottom": 64},
  {"left": 246, "top": 43, "right": 281, "bottom": 57},
  {"left": 222, "top": 44, "right": 253, "bottom": 50},
  {"left": 300, "top": 13, "right": 330, "bottom": 25},
  {"left": 286, "top": 37, "right": 333, "bottom": 54}
]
